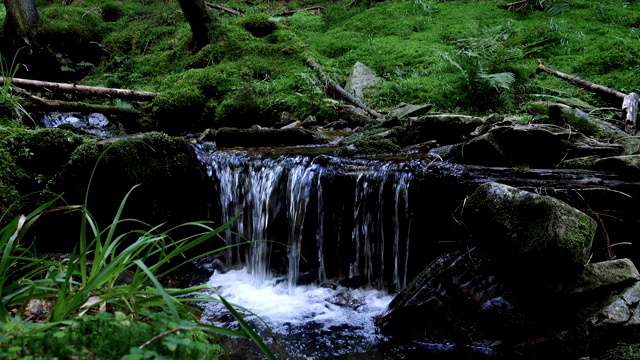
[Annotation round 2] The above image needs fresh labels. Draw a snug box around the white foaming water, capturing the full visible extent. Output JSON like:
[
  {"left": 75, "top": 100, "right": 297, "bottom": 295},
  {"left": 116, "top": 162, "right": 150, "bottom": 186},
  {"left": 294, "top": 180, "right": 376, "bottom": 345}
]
[{"left": 203, "top": 268, "right": 394, "bottom": 359}]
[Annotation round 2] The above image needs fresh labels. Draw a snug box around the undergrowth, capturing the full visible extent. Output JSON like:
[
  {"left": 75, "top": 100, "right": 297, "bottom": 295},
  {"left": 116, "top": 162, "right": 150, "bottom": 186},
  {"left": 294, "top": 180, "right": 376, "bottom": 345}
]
[{"left": 0, "top": 142, "right": 278, "bottom": 359}]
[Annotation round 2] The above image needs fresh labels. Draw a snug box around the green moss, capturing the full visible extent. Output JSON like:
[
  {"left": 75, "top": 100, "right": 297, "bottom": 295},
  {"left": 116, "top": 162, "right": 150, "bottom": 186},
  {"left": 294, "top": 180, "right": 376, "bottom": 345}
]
[
  {"left": 37, "top": 5, "right": 106, "bottom": 74},
  {"left": 0, "top": 128, "right": 85, "bottom": 222},
  {"left": 100, "top": 2, "right": 125, "bottom": 22},
  {"left": 151, "top": 86, "right": 208, "bottom": 128},
  {"left": 240, "top": 13, "right": 278, "bottom": 38},
  {"left": 335, "top": 137, "right": 401, "bottom": 157}
]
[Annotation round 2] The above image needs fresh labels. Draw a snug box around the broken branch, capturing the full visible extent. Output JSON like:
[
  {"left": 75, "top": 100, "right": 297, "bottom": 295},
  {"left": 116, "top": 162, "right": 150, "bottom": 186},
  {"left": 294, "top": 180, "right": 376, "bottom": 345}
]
[
  {"left": 275, "top": 6, "right": 324, "bottom": 16},
  {"left": 307, "top": 57, "right": 381, "bottom": 120},
  {"left": 536, "top": 60, "right": 627, "bottom": 100},
  {"left": 537, "top": 60, "right": 638, "bottom": 133},
  {"left": 205, "top": 2, "right": 243, "bottom": 15},
  {"left": 623, "top": 92, "right": 639, "bottom": 134}
]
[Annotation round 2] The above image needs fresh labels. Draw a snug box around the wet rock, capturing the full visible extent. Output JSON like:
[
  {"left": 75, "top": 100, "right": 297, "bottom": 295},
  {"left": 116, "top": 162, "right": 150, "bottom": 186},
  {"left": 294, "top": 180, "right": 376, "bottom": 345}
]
[
  {"left": 334, "top": 137, "right": 401, "bottom": 157},
  {"left": 344, "top": 62, "right": 381, "bottom": 100},
  {"left": 554, "top": 259, "right": 640, "bottom": 295},
  {"left": 461, "top": 182, "right": 596, "bottom": 278},
  {"left": 388, "top": 103, "right": 433, "bottom": 119},
  {"left": 39, "top": 132, "right": 218, "bottom": 254},
  {"left": 376, "top": 248, "right": 640, "bottom": 358},
  {"left": 590, "top": 155, "right": 640, "bottom": 178},
  {"left": 444, "top": 124, "right": 623, "bottom": 168},
  {"left": 301, "top": 115, "right": 318, "bottom": 126},
  {"left": 207, "top": 127, "right": 331, "bottom": 148},
  {"left": 338, "top": 104, "right": 374, "bottom": 126},
  {"left": 399, "top": 113, "right": 485, "bottom": 146}
]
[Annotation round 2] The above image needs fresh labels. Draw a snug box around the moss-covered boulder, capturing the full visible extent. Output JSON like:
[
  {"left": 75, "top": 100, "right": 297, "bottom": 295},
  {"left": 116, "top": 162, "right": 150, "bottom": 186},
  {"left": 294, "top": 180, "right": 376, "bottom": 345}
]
[
  {"left": 240, "top": 13, "right": 278, "bottom": 38},
  {"left": 35, "top": 132, "right": 215, "bottom": 253},
  {"left": 0, "top": 128, "right": 86, "bottom": 222},
  {"left": 590, "top": 155, "right": 640, "bottom": 178},
  {"left": 334, "top": 137, "right": 401, "bottom": 157},
  {"left": 461, "top": 182, "right": 596, "bottom": 279}
]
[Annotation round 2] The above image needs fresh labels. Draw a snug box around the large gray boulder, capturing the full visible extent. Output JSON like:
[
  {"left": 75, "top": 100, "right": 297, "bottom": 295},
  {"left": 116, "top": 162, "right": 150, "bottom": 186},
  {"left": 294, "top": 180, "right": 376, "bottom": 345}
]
[
  {"left": 344, "top": 62, "right": 381, "bottom": 100},
  {"left": 461, "top": 182, "right": 596, "bottom": 279}
]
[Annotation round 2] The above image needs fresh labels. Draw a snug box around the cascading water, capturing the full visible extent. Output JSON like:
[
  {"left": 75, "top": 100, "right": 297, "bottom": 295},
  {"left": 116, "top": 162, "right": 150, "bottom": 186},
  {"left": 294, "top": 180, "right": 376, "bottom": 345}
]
[
  {"left": 196, "top": 148, "right": 423, "bottom": 358},
  {"left": 198, "top": 149, "right": 415, "bottom": 291}
]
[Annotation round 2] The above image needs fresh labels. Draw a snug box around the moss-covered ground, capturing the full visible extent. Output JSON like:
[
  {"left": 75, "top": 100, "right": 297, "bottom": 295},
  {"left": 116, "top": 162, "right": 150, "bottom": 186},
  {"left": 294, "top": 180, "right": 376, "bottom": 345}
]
[{"left": 2, "top": 0, "right": 639, "bottom": 128}]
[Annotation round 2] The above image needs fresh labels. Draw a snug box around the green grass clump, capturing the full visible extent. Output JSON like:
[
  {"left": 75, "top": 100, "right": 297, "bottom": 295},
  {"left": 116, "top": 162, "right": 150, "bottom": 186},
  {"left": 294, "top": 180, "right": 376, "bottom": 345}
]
[{"left": 0, "top": 143, "right": 279, "bottom": 359}]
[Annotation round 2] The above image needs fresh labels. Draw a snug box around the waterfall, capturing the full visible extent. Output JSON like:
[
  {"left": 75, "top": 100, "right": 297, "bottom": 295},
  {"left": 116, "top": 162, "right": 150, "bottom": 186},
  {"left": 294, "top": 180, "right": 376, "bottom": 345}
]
[{"left": 198, "top": 149, "right": 415, "bottom": 291}]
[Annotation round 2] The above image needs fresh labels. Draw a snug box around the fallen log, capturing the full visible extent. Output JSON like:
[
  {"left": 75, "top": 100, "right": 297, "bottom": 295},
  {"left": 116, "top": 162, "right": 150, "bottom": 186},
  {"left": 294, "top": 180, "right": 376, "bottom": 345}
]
[
  {"left": 14, "top": 86, "right": 141, "bottom": 116},
  {"left": 0, "top": 77, "right": 158, "bottom": 101},
  {"left": 205, "top": 2, "right": 243, "bottom": 15},
  {"left": 536, "top": 60, "right": 627, "bottom": 100},
  {"left": 275, "top": 6, "right": 324, "bottom": 16},
  {"left": 537, "top": 60, "right": 638, "bottom": 133},
  {"left": 307, "top": 57, "right": 381, "bottom": 120}
]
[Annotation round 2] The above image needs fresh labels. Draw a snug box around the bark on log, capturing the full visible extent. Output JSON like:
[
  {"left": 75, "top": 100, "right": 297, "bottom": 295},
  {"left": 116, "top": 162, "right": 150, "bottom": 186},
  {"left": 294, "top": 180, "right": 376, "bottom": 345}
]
[
  {"left": 623, "top": 92, "right": 639, "bottom": 134},
  {"left": 536, "top": 60, "right": 627, "bottom": 100},
  {"left": 0, "top": 77, "right": 158, "bottom": 101},
  {"left": 205, "top": 2, "right": 243, "bottom": 15},
  {"left": 537, "top": 61, "right": 639, "bottom": 133},
  {"left": 275, "top": 6, "right": 324, "bottom": 16},
  {"left": 13, "top": 86, "right": 140, "bottom": 117},
  {"left": 307, "top": 57, "right": 381, "bottom": 120}
]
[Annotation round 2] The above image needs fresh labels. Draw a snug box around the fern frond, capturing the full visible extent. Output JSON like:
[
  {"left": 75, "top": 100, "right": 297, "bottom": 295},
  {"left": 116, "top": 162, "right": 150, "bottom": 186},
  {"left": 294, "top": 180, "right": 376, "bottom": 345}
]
[
  {"left": 478, "top": 72, "right": 515, "bottom": 92},
  {"left": 545, "top": 1, "right": 572, "bottom": 15}
]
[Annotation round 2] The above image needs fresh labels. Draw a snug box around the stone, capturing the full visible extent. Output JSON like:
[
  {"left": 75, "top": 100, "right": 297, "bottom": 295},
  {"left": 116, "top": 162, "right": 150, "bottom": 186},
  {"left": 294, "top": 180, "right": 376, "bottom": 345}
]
[
  {"left": 446, "top": 124, "right": 624, "bottom": 168},
  {"left": 591, "top": 155, "right": 640, "bottom": 178},
  {"left": 281, "top": 120, "right": 302, "bottom": 129},
  {"left": 344, "top": 62, "right": 381, "bottom": 100},
  {"left": 556, "top": 259, "right": 640, "bottom": 295},
  {"left": 211, "top": 127, "right": 331, "bottom": 148},
  {"left": 389, "top": 103, "right": 433, "bottom": 119},
  {"left": 461, "top": 182, "right": 596, "bottom": 278},
  {"left": 399, "top": 113, "right": 485, "bottom": 146}
]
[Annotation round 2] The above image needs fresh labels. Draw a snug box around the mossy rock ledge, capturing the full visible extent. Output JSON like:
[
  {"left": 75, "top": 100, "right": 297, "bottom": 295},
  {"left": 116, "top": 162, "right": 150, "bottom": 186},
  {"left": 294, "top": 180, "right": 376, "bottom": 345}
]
[{"left": 31, "top": 132, "right": 216, "bottom": 253}]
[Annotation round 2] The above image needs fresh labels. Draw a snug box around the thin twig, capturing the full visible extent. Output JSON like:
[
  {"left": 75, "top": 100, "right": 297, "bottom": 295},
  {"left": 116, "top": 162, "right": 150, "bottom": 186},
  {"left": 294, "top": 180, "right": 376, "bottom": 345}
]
[{"left": 139, "top": 326, "right": 191, "bottom": 349}]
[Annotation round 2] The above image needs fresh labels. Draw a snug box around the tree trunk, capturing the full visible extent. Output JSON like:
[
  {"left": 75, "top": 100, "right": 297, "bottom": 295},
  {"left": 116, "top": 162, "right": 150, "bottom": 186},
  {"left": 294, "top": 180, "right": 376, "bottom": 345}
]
[
  {"left": 177, "top": 0, "right": 213, "bottom": 52},
  {"left": 2, "top": 0, "right": 40, "bottom": 51}
]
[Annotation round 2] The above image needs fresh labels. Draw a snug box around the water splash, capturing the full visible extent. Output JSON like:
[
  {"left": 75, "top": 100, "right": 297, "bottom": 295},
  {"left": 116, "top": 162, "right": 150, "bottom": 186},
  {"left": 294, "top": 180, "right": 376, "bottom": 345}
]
[{"left": 203, "top": 268, "right": 394, "bottom": 359}]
